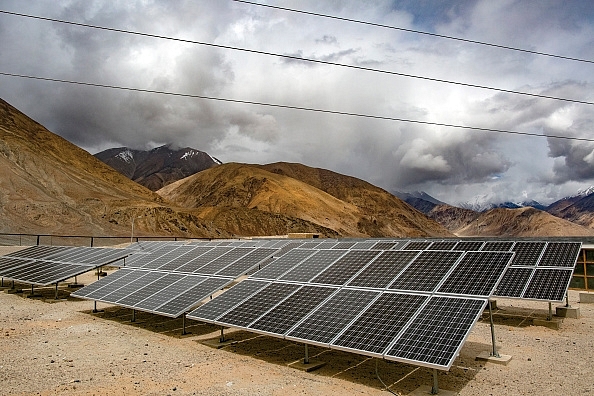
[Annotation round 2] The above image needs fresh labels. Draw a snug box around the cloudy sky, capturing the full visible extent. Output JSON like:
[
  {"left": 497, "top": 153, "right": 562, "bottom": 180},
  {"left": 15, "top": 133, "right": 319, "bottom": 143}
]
[{"left": 1, "top": 0, "right": 593, "bottom": 207}]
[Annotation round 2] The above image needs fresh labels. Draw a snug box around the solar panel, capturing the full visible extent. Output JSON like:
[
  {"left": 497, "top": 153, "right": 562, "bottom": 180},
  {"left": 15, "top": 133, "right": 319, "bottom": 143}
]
[
  {"left": 427, "top": 241, "right": 459, "bottom": 250},
  {"left": 310, "top": 250, "right": 381, "bottom": 286},
  {"left": 388, "top": 251, "right": 462, "bottom": 292},
  {"left": 437, "top": 251, "right": 513, "bottom": 297},
  {"left": 370, "top": 241, "right": 399, "bottom": 250},
  {"left": 216, "top": 248, "right": 278, "bottom": 277},
  {"left": 175, "top": 246, "right": 234, "bottom": 273},
  {"left": 0, "top": 257, "right": 32, "bottom": 271},
  {"left": 250, "top": 249, "right": 318, "bottom": 280},
  {"left": 194, "top": 248, "right": 254, "bottom": 275},
  {"left": 538, "top": 242, "right": 582, "bottom": 267},
  {"left": 7, "top": 246, "right": 73, "bottom": 260},
  {"left": 27, "top": 263, "right": 92, "bottom": 286},
  {"left": 99, "top": 272, "right": 166, "bottom": 303},
  {"left": 510, "top": 241, "right": 546, "bottom": 266},
  {"left": 315, "top": 241, "right": 338, "bottom": 249},
  {"left": 133, "top": 275, "right": 207, "bottom": 312},
  {"left": 346, "top": 250, "right": 420, "bottom": 289},
  {"left": 350, "top": 241, "right": 377, "bottom": 250},
  {"left": 332, "top": 241, "right": 357, "bottom": 249},
  {"left": 141, "top": 246, "right": 197, "bottom": 270},
  {"left": 278, "top": 249, "right": 346, "bottom": 283},
  {"left": 153, "top": 277, "right": 233, "bottom": 317},
  {"left": 522, "top": 269, "right": 574, "bottom": 301},
  {"left": 493, "top": 267, "right": 534, "bottom": 298},
  {"left": 286, "top": 288, "right": 380, "bottom": 345},
  {"left": 453, "top": 241, "right": 484, "bottom": 251},
  {"left": 403, "top": 241, "right": 432, "bottom": 250},
  {"left": 116, "top": 273, "right": 185, "bottom": 308},
  {"left": 481, "top": 241, "right": 514, "bottom": 251},
  {"left": 157, "top": 246, "right": 214, "bottom": 272},
  {"left": 331, "top": 292, "right": 428, "bottom": 355},
  {"left": 216, "top": 283, "right": 301, "bottom": 328},
  {"left": 385, "top": 296, "right": 486, "bottom": 369},
  {"left": 187, "top": 279, "right": 270, "bottom": 323},
  {"left": 82, "top": 270, "right": 149, "bottom": 300},
  {"left": 249, "top": 285, "right": 337, "bottom": 335},
  {"left": 71, "top": 268, "right": 136, "bottom": 298}
]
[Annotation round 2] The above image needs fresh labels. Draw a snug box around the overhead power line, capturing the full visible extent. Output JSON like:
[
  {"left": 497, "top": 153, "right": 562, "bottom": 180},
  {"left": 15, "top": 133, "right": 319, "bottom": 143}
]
[
  {"left": 1, "top": 71, "right": 592, "bottom": 143},
  {"left": 0, "top": 9, "right": 592, "bottom": 106},
  {"left": 233, "top": 0, "right": 594, "bottom": 65}
]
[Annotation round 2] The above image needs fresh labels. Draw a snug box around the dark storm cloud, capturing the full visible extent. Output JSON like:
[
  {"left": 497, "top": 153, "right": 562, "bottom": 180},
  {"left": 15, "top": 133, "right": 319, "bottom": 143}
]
[{"left": 0, "top": 0, "right": 593, "bottom": 205}]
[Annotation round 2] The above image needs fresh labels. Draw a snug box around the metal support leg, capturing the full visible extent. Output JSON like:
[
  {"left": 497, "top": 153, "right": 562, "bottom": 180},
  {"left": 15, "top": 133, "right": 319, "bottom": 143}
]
[
  {"left": 55, "top": 283, "right": 59, "bottom": 300},
  {"left": 31, "top": 284, "right": 34, "bottom": 295},
  {"left": 181, "top": 314, "right": 187, "bottom": 336},
  {"left": 132, "top": 309, "right": 136, "bottom": 322},
  {"left": 489, "top": 300, "right": 500, "bottom": 358},
  {"left": 219, "top": 326, "right": 225, "bottom": 343},
  {"left": 547, "top": 302, "right": 553, "bottom": 321},
  {"left": 565, "top": 293, "right": 570, "bottom": 308},
  {"left": 431, "top": 369, "right": 439, "bottom": 395},
  {"left": 93, "top": 301, "right": 98, "bottom": 313},
  {"left": 304, "top": 344, "right": 310, "bottom": 364}
]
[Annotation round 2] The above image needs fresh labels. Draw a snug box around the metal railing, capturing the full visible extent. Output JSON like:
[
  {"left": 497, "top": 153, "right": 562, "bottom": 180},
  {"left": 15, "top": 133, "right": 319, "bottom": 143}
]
[{"left": 0, "top": 233, "right": 197, "bottom": 247}]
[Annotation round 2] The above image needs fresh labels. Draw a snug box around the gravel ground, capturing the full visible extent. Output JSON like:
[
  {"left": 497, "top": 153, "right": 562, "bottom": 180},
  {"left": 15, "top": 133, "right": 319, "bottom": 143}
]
[{"left": 0, "top": 263, "right": 593, "bottom": 395}]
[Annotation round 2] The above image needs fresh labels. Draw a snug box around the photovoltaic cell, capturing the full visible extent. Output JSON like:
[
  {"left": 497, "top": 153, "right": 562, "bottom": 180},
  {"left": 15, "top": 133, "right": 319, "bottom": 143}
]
[
  {"left": 99, "top": 271, "right": 165, "bottom": 303},
  {"left": 388, "top": 251, "right": 462, "bottom": 292},
  {"left": 216, "top": 283, "right": 301, "bottom": 328},
  {"left": 347, "top": 250, "right": 420, "bottom": 289},
  {"left": 385, "top": 297, "right": 486, "bottom": 369},
  {"left": 141, "top": 246, "right": 197, "bottom": 270},
  {"left": 71, "top": 268, "right": 136, "bottom": 298},
  {"left": 83, "top": 270, "right": 149, "bottom": 300},
  {"left": 116, "top": 273, "right": 185, "bottom": 308},
  {"left": 154, "top": 277, "right": 233, "bottom": 317},
  {"left": 493, "top": 267, "right": 534, "bottom": 298},
  {"left": 332, "top": 241, "right": 357, "bottom": 249},
  {"left": 157, "top": 246, "right": 214, "bottom": 272},
  {"left": 249, "top": 285, "right": 337, "bottom": 334},
  {"left": 216, "top": 248, "right": 278, "bottom": 277},
  {"left": 370, "top": 241, "right": 399, "bottom": 250},
  {"left": 481, "top": 241, "right": 514, "bottom": 251},
  {"left": 286, "top": 288, "right": 380, "bottom": 345},
  {"left": 332, "top": 292, "right": 428, "bottom": 355},
  {"left": 538, "top": 242, "right": 582, "bottom": 267},
  {"left": 250, "top": 249, "right": 318, "bottom": 280},
  {"left": 133, "top": 275, "right": 207, "bottom": 312},
  {"left": 403, "top": 241, "right": 432, "bottom": 250},
  {"left": 175, "top": 246, "right": 234, "bottom": 273},
  {"left": 427, "top": 241, "right": 459, "bottom": 251},
  {"left": 187, "top": 279, "right": 270, "bottom": 322},
  {"left": 437, "top": 251, "right": 513, "bottom": 297},
  {"left": 510, "top": 242, "right": 546, "bottom": 267},
  {"left": 194, "top": 248, "right": 254, "bottom": 275},
  {"left": 453, "top": 241, "right": 484, "bottom": 251},
  {"left": 278, "top": 249, "right": 345, "bottom": 283},
  {"left": 310, "top": 250, "right": 381, "bottom": 286},
  {"left": 522, "top": 269, "right": 573, "bottom": 301},
  {"left": 0, "top": 257, "right": 32, "bottom": 271}
]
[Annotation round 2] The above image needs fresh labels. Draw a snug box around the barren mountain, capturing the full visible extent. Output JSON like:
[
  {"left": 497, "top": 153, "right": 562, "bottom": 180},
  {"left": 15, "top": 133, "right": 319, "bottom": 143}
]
[
  {"left": 0, "top": 98, "right": 227, "bottom": 238},
  {"left": 95, "top": 145, "right": 221, "bottom": 191},
  {"left": 446, "top": 207, "right": 594, "bottom": 237},
  {"left": 546, "top": 190, "right": 594, "bottom": 229},
  {"left": 158, "top": 162, "right": 452, "bottom": 238}
]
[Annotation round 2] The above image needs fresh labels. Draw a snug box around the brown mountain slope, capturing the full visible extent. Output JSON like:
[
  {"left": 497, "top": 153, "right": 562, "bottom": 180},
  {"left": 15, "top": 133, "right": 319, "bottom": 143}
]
[
  {"left": 427, "top": 205, "right": 481, "bottom": 232},
  {"left": 452, "top": 207, "right": 594, "bottom": 237},
  {"left": 158, "top": 162, "right": 452, "bottom": 238},
  {"left": 0, "top": 98, "right": 227, "bottom": 238}
]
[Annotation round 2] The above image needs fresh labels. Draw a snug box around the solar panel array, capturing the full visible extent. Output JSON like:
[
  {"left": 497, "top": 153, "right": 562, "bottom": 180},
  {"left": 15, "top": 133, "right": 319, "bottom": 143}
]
[
  {"left": 188, "top": 247, "right": 515, "bottom": 370},
  {"left": 72, "top": 241, "right": 280, "bottom": 318},
  {"left": 0, "top": 246, "right": 130, "bottom": 286}
]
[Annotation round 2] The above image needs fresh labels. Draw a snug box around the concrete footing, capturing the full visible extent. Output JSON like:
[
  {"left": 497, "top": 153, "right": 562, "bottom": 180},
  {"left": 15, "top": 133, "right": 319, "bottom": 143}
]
[
  {"left": 475, "top": 351, "right": 512, "bottom": 365},
  {"left": 579, "top": 292, "right": 594, "bottom": 303},
  {"left": 288, "top": 359, "right": 326, "bottom": 372},
  {"left": 532, "top": 318, "right": 562, "bottom": 329},
  {"left": 6, "top": 288, "right": 23, "bottom": 294},
  {"left": 556, "top": 306, "right": 580, "bottom": 319},
  {"left": 68, "top": 283, "right": 84, "bottom": 288},
  {"left": 409, "top": 385, "right": 457, "bottom": 395}
]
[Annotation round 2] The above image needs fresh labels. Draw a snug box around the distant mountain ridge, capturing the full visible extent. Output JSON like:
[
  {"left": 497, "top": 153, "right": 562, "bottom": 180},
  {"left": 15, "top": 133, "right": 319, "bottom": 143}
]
[{"left": 95, "top": 145, "right": 221, "bottom": 191}]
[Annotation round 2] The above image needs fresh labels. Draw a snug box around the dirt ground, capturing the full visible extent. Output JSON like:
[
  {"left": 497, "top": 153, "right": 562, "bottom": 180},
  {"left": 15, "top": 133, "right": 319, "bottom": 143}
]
[{"left": 0, "top": 248, "right": 593, "bottom": 395}]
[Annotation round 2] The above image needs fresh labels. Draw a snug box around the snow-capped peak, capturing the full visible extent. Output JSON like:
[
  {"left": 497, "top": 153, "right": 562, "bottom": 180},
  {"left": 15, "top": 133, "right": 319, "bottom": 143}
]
[
  {"left": 180, "top": 149, "right": 199, "bottom": 160},
  {"left": 116, "top": 149, "right": 134, "bottom": 163},
  {"left": 576, "top": 186, "right": 594, "bottom": 197}
]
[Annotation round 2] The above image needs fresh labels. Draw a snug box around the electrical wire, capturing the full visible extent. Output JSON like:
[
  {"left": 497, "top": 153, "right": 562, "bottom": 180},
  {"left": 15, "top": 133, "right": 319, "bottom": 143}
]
[
  {"left": 0, "top": 9, "right": 592, "bottom": 106},
  {"left": 2, "top": 70, "right": 592, "bottom": 143},
  {"left": 375, "top": 359, "right": 398, "bottom": 395},
  {"left": 233, "top": 0, "right": 594, "bottom": 65}
]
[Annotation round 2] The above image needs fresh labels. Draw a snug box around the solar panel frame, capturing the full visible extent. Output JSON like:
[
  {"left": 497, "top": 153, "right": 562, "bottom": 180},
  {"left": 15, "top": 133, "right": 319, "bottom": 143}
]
[
  {"left": 510, "top": 241, "right": 546, "bottom": 267},
  {"left": 481, "top": 241, "right": 514, "bottom": 251},
  {"left": 215, "top": 248, "right": 279, "bottom": 277},
  {"left": 387, "top": 250, "right": 463, "bottom": 292},
  {"left": 452, "top": 241, "right": 485, "bottom": 251},
  {"left": 309, "top": 250, "right": 381, "bottom": 286},
  {"left": 115, "top": 273, "right": 186, "bottom": 309},
  {"left": 493, "top": 267, "right": 534, "bottom": 298},
  {"left": 403, "top": 241, "right": 433, "bottom": 250},
  {"left": 71, "top": 268, "right": 136, "bottom": 298},
  {"left": 277, "top": 249, "right": 346, "bottom": 283},
  {"left": 346, "top": 250, "right": 421, "bottom": 289},
  {"left": 132, "top": 274, "right": 208, "bottom": 312},
  {"left": 249, "top": 249, "right": 319, "bottom": 280},
  {"left": 521, "top": 268, "right": 574, "bottom": 302},
  {"left": 538, "top": 242, "right": 582, "bottom": 267},
  {"left": 427, "top": 240, "right": 459, "bottom": 251},
  {"left": 175, "top": 246, "right": 234, "bottom": 273}
]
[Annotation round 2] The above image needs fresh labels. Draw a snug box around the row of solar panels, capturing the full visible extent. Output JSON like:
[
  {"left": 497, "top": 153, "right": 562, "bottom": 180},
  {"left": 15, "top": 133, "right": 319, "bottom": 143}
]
[
  {"left": 187, "top": 280, "right": 485, "bottom": 370},
  {"left": 0, "top": 246, "right": 130, "bottom": 286}
]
